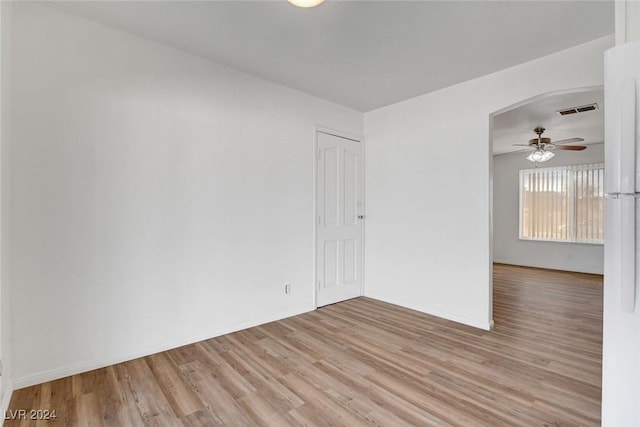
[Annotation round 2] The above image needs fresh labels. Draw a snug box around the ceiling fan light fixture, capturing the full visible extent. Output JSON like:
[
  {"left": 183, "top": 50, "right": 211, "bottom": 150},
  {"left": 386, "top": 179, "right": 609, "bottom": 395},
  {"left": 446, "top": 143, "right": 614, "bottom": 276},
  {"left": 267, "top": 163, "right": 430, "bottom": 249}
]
[
  {"left": 526, "top": 149, "right": 555, "bottom": 163},
  {"left": 287, "top": 0, "right": 325, "bottom": 7}
]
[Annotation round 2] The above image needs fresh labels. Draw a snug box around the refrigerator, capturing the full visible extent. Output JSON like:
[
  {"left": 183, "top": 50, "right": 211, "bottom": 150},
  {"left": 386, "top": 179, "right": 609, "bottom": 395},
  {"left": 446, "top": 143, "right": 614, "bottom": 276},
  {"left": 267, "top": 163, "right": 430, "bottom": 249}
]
[{"left": 602, "top": 39, "right": 640, "bottom": 426}]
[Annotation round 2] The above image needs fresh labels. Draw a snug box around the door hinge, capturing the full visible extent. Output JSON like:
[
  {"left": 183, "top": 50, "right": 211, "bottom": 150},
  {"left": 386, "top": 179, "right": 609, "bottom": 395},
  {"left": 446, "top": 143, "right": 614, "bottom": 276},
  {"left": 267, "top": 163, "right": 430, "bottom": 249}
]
[
  {"left": 317, "top": 215, "right": 321, "bottom": 225},
  {"left": 317, "top": 150, "right": 321, "bottom": 160}
]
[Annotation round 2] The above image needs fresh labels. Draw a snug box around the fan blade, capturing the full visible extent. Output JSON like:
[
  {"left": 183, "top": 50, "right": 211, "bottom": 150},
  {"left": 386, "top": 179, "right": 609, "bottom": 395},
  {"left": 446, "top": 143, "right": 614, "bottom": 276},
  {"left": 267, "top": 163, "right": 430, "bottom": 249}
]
[
  {"left": 553, "top": 145, "right": 587, "bottom": 151},
  {"left": 552, "top": 137, "right": 585, "bottom": 145},
  {"left": 512, "top": 143, "right": 535, "bottom": 146}
]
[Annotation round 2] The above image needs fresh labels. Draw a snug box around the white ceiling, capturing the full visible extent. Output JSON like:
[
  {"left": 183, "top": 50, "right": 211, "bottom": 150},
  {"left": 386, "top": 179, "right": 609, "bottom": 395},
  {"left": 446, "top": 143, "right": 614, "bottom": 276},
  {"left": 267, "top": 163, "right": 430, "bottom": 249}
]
[
  {"left": 47, "top": 1, "right": 614, "bottom": 112},
  {"left": 492, "top": 87, "right": 604, "bottom": 156}
]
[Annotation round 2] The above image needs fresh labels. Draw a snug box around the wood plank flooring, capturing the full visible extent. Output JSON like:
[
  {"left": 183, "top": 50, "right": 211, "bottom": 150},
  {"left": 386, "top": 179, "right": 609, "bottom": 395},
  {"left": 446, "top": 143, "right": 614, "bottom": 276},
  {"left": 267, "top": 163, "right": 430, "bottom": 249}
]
[{"left": 5, "top": 264, "right": 603, "bottom": 426}]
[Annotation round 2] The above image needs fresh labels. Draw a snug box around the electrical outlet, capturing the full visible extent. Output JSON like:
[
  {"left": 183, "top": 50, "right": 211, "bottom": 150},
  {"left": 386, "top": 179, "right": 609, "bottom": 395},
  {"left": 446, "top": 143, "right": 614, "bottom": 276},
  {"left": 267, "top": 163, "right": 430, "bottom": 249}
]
[{"left": 285, "top": 284, "right": 291, "bottom": 294}]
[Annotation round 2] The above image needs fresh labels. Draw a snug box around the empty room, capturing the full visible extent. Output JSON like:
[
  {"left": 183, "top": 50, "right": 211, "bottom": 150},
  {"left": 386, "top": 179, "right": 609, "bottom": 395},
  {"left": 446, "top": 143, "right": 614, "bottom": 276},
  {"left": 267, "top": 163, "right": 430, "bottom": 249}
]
[{"left": 0, "top": 1, "right": 639, "bottom": 426}]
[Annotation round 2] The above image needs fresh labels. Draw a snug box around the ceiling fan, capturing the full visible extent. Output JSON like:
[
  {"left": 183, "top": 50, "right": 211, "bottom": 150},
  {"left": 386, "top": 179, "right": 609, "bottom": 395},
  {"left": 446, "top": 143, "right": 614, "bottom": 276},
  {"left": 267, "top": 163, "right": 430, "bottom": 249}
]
[{"left": 514, "top": 127, "right": 586, "bottom": 163}]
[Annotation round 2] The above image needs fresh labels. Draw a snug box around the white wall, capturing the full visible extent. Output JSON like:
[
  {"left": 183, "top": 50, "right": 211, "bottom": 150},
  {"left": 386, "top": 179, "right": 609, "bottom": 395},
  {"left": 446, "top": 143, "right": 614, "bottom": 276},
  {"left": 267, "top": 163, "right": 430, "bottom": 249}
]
[
  {"left": 0, "top": 0, "right": 12, "bottom": 413},
  {"left": 364, "top": 35, "right": 613, "bottom": 330},
  {"left": 10, "top": 3, "right": 362, "bottom": 387},
  {"left": 493, "top": 143, "right": 604, "bottom": 274}
]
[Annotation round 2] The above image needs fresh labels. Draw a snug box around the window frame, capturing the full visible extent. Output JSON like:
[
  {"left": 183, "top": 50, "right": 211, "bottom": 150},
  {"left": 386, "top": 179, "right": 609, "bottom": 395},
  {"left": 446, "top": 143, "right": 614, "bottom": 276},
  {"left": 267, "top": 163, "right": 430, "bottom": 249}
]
[{"left": 518, "top": 162, "right": 604, "bottom": 245}]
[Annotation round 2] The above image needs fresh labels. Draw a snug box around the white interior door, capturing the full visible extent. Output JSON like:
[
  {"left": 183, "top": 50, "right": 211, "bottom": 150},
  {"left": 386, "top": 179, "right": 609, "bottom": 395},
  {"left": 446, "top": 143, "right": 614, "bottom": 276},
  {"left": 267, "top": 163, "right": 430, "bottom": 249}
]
[{"left": 316, "top": 131, "right": 364, "bottom": 307}]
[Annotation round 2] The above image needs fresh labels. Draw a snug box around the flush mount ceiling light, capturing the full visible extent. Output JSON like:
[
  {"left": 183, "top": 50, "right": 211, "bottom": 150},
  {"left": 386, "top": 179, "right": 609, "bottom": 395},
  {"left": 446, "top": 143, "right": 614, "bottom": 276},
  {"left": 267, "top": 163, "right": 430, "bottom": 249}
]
[
  {"left": 288, "top": 0, "right": 325, "bottom": 7},
  {"left": 526, "top": 148, "right": 555, "bottom": 163}
]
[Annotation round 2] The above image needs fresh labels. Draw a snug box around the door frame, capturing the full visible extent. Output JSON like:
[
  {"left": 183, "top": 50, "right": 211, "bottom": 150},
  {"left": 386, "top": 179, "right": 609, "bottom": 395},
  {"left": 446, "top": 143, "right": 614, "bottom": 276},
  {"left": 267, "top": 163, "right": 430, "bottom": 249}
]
[
  {"left": 487, "top": 85, "right": 604, "bottom": 328},
  {"left": 313, "top": 126, "right": 365, "bottom": 308}
]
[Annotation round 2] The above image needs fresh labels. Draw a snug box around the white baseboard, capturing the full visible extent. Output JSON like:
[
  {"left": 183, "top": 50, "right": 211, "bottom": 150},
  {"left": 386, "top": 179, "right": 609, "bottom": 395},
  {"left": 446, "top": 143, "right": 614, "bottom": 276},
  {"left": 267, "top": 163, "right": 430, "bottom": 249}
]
[
  {"left": 365, "top": 296, "right": 494, "bottom": 331},
  {"left": 13, "top": 305, "right": 315, "bottom": 390},
  {"left": 493, "top": 260, "right": 604, "bottom": 275}
]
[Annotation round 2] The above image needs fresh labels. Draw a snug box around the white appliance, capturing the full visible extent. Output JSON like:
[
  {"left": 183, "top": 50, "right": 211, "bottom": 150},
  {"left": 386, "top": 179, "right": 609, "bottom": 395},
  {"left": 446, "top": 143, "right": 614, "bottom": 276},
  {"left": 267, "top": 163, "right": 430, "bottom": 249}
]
[{"left": 602, "top": 39, "right": 640, "bottom": 426}]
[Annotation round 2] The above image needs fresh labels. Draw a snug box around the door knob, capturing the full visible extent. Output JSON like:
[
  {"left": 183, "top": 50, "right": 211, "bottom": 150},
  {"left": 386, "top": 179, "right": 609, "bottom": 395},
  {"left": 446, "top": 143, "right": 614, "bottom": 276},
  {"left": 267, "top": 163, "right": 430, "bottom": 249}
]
[{"left": 357, "top": 215, "right": 365, "bottom": 219}]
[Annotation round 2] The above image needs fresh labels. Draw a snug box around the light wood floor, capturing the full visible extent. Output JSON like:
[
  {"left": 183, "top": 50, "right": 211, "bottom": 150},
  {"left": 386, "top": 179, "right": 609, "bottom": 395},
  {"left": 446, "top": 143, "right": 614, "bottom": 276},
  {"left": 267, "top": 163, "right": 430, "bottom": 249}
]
[{"left": 6, "top": 264, "right": 603, "bottom": 426}]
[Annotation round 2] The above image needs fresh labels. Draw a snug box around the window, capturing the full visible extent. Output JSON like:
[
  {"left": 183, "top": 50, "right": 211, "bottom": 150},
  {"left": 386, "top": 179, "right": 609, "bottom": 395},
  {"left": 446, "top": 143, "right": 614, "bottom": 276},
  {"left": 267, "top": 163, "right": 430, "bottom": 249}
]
[{"left": 519, "top": 163, "right": 604, "bottom": 244}]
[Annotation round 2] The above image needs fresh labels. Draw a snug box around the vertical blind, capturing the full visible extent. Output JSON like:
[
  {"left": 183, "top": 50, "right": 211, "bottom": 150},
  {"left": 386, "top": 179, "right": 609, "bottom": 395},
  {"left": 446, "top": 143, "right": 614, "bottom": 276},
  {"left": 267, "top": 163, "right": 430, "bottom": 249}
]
[{"left": 520, "top": 163, "right": 604, "bottom": 244}]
